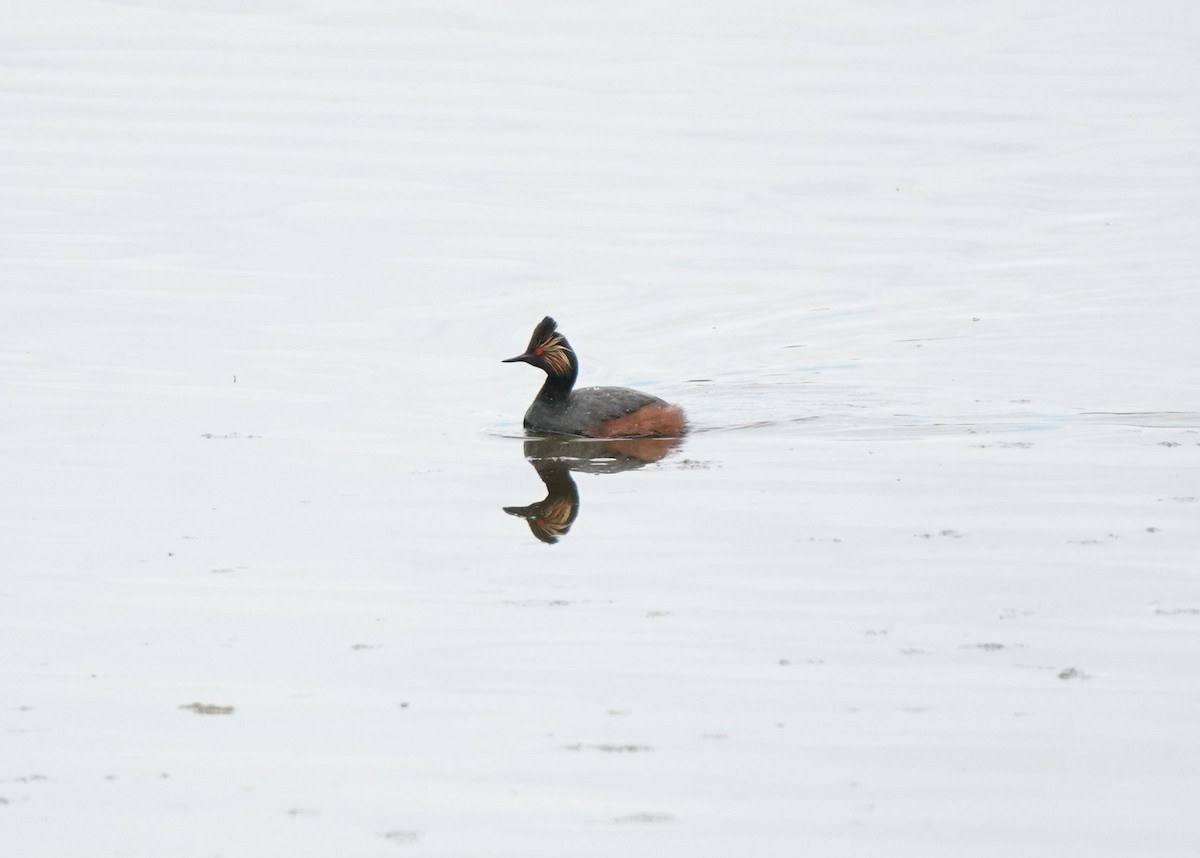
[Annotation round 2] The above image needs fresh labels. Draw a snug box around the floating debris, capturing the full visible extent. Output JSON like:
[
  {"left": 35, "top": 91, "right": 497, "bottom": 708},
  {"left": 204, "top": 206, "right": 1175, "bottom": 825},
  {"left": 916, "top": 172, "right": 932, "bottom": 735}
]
[
  {"left": 564, "top": 743, "right": 653, "bottom": 753},
  {"left": 381, "top": 830, "right": 422, "bottom": 844},
  {"left": 1057, "top": 667, "right": 1091, "bottom": 681},
  {"left": 612, "top": 812, "right": 673, "bottom": 824},
  {"left": 180, "top": 702, "right": 234, "bottom": 715}
]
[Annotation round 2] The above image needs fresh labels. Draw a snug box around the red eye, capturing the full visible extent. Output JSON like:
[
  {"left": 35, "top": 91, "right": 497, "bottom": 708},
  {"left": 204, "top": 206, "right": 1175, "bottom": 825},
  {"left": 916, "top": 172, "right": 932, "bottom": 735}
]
[{"left": 534, "top": 347, "right": 543, "bottom": 355}]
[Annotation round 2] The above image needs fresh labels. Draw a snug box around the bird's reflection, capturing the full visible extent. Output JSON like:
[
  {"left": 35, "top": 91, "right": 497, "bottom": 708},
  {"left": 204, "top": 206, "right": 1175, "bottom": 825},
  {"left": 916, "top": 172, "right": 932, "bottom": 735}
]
[{"left": 503, "top": 436, "right": 682, "bottom": 544}]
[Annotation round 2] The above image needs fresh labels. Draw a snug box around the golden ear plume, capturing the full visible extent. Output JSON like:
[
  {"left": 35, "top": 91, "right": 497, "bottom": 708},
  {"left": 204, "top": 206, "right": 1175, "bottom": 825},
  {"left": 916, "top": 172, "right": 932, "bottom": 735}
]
[{"left": 537, "top": 332, "right": 573, "bottom": 375}]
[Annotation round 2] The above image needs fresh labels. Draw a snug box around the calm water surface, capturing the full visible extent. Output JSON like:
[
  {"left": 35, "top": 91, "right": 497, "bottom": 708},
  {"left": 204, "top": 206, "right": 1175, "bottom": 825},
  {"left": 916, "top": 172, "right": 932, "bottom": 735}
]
[{"left": 3, "top": 1, "right": 1200, "bottom": 856}]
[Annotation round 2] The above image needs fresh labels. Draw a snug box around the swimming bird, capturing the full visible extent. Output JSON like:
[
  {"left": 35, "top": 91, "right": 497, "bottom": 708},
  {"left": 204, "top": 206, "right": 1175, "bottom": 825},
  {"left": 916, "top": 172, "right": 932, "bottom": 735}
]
[{"left": 503, "top": 316, "right": 686, "bottom": 438}]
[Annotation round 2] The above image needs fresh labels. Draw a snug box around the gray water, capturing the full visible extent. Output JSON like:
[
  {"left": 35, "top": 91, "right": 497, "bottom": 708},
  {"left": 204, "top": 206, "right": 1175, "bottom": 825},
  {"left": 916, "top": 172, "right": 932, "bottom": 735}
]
[{"left": 3, "top": 2, "right": 1199, "bottom": 855}]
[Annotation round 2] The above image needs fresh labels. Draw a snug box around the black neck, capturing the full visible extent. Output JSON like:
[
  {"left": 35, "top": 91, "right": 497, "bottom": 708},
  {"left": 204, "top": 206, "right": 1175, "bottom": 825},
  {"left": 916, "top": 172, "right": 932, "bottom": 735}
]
[{"left": 536, "top": 371, "right": 576, "bottom": 405}]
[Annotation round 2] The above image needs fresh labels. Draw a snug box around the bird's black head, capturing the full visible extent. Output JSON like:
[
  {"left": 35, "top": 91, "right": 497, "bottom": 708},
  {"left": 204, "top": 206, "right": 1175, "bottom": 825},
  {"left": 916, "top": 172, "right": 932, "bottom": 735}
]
[{"left": 502, "top": 316, "right": 578, "bottom": 381}]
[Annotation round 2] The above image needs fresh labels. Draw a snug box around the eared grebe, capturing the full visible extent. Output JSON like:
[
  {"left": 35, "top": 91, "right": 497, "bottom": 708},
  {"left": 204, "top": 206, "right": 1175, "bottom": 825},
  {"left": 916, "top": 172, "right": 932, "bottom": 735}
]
[{"left": 503, "top": 316, "right": 686, "bottom": 438}]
